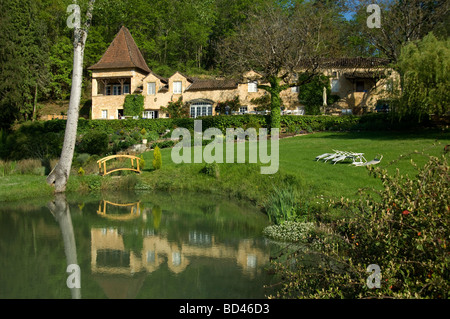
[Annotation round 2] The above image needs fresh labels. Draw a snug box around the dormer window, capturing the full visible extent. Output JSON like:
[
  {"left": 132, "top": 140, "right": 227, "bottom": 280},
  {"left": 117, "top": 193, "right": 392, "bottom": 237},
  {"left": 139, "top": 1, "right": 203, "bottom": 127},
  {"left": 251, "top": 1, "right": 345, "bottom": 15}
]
[
  {"left": 173, "top": 81, "right": 182, "bottom": 94},
  {"left": 248, "top": 81, "right": 258, "bottom": 93},
  {"left": 148, "top": 82, "right": 156, "bottom": 95}
]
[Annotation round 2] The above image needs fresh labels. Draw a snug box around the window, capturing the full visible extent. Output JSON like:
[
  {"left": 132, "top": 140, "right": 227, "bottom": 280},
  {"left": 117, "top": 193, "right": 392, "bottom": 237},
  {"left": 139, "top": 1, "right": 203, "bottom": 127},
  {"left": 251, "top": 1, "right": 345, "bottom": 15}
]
[
  {"left": 143, "top": 111, "right": 157, "bottom": 119},
  {"left": 146, "top": 251, "right": 155, "bottom": 263},
  {"left": 190, "top": 103, "right": 212, "bottom": 118},
  {"left": 385, "top": 80, "right": 393, "bottom": 93},
  {"left": 248, "top": 81, "right": 258, "bottom": 93},
  {"left": 172, "top": 252, "right": 181, "bottom": 266},
  {"left": 331, "top": 79, "right": 340, "bottom": 93},
  {"left": 113, "top": 85, "right": 121, "bottom": 95},
  {"left": 342, "top": 109, "right": 353, "bottom": 115},
  {"left": 291, "top": 86, "right": 299, "bottom": 93},
  {"left": 106, "top": 85, "right": 112, "bottom": 96},
  {"left": 356, "top": 81, "right": 365, "bottom": 92},
  {"left": 239, "top": 106, "right": 248, "bottom": 114},
  {"left": 123, "top": 84, "right": 130, "bottom": 94},
  {"left": 147, "top": 82, "right": 156, "bottom": 95},
  {"left": 173, "top": 81, "right": 182, "bottom": 94},
  {"left": 101, "top": 110, "right": 108, "bottom": 119}
]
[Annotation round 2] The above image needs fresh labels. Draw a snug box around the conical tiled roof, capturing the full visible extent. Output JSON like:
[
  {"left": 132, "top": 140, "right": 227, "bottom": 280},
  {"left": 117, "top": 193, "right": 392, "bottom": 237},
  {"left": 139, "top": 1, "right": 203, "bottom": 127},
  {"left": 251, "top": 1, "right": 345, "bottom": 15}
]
[{"left": 88, "top": 26, "right": 151, "bottom": 74}]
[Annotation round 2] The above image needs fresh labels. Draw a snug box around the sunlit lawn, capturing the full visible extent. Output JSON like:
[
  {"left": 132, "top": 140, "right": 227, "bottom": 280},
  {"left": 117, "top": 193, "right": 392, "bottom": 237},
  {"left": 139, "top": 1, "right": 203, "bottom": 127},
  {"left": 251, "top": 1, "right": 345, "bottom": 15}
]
[
  {"left": 1, "top": 129, "right": 448, "bottom": 204},
  {"left": 142, "top": 129, "right": 450, "bottom": 201}
]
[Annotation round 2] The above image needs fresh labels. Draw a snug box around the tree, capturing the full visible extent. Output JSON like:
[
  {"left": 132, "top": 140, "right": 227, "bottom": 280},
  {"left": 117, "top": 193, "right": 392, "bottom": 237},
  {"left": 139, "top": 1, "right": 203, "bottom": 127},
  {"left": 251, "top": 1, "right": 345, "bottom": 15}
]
[
  {"left": 160, "top": 97, "right": 190, "bottom": 118},
  {"left": 218, "top": 2, "right": 341, "bottom": 129},
  {"left": 349, "top": 0, "right": 449, "bottom": 63},
  {"left": 215, "top": 96, "right": 242, "bottom": 115},
  {"left": 394, "top": 33, "right": 450, "bottom": 120},
  {"left": 0, "top": 0, "right": 51, "bottom": 128},
  {"left": 298, "top": 73, "right": 340, "bottom": 115},
  {"left": 152, "top": 146, "right": 162, "bottom": 170},
  {"left": 47, "top": 0, "right": 96, "bottom": 193}
]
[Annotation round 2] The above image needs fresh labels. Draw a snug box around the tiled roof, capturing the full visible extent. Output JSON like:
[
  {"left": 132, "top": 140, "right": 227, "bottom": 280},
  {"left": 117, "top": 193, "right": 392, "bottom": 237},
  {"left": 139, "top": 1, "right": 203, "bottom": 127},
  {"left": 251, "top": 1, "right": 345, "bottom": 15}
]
[
  {"left": 323, "top": 57, "right": 391, "bottom": 68},
  {"left": 88, "top": 26, "right": 151, "bottom": 73},
  {"left": 147, "top": 71, "right": 168, "bottom": 83},
  {"left": 344, "top": 70, "right": 386, "bottom": 79},
  {"left": 186, "top": 79, "right": 238, "bottom": 92},
  {"left": 299, "top": 57, "right": 391, "bottom": 69}
]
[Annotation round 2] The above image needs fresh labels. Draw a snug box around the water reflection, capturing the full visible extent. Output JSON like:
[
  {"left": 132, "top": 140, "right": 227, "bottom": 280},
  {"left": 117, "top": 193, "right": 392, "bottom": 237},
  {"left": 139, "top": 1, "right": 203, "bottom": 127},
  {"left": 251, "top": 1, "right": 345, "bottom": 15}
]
[
  {"left": 47, "top": 194, "right": 80, "bottom": 299},
  {"left": 91, "top": 197, "right": 270, "bottom": 279},
  {"left": 97, "top": 200, "right": 141, "bottom": 221},
  {"left": 0, "top": 191, "right": 274, "bottom": 299},
  {"left": 91, "top": 228, "right": 268, "bottom": 277}
]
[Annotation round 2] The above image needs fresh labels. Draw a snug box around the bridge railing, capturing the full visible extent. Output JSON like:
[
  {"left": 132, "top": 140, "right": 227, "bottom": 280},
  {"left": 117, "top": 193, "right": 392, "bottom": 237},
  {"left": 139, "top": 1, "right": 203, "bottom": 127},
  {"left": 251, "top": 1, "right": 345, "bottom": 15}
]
[{"left": 97, "top": 155, "right": 141, "bottom": 176}]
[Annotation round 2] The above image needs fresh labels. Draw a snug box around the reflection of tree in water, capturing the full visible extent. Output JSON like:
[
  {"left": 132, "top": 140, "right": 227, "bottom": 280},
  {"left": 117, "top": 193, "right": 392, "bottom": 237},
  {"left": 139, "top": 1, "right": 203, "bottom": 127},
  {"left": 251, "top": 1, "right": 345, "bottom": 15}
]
[{"left": 47, "top": 193, "right": 80, "bottom": 299}]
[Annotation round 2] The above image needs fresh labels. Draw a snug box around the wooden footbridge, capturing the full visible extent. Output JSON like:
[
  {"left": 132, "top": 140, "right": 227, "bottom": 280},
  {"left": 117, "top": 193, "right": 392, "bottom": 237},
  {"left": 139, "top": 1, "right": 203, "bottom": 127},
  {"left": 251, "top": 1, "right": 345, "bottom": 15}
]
[{"left": 97, "top": 155, "right": 142, "bottom": 176}]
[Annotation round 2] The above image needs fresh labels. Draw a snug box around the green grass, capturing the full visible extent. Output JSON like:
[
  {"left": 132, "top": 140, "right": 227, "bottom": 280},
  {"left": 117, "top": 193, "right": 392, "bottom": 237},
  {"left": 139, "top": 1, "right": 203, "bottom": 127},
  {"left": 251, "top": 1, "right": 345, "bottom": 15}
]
[
  {"left": 139, "top": 129, "right": 450, "bottom": 205},
  {"left": 0, "top": 175, "right": 54, "bottom": 202},
  {"left": 277, "top": 130, "right": 449, "bottom": 198},
  {"left": 1, "top": 129, "right": 448, "bottom": 205}
]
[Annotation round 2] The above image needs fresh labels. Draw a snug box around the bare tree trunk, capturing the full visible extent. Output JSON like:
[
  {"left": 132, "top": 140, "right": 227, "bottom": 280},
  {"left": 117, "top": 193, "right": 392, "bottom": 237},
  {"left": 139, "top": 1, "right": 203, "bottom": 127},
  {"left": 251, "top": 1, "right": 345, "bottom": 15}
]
[{"left": 46, "top": 0, "right": 95, "bottom": 193}]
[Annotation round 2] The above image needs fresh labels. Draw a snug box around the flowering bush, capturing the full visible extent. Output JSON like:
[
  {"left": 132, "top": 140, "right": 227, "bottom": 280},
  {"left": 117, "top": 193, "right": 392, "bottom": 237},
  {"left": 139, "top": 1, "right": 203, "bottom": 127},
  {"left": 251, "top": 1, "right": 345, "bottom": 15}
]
[
  {"left": 268, "top": 155, "right": 449, "bottom": 299},
  {"left": 263, "top": 221, "right": 315, "bottom": 242}
]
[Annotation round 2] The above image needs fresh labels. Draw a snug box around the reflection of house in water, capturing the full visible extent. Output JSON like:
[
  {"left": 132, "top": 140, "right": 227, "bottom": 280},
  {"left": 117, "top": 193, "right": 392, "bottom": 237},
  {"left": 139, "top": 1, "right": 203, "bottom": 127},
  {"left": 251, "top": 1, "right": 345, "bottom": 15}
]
[{"left": 91, "top": 228, "right": 270, "bottom": 278}]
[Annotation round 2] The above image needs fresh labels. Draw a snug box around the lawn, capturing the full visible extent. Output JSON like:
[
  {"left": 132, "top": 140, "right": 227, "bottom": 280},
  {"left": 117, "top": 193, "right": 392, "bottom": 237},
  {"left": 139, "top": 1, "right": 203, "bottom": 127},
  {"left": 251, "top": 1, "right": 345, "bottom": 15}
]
[
  {"left": 139, "top": 129, "right": 449, "bottom": 204},
  {"left": 277, "top": 130, "right": 449, "bottom": 198},
  {"left": 1, "top": 129, "right": 448, "bottom": 205}
]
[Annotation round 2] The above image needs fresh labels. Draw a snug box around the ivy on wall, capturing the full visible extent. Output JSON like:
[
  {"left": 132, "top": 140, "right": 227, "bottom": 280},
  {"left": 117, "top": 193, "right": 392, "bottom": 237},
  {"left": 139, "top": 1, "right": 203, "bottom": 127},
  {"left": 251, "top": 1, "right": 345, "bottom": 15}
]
[{"left": 123, "top": 94, "right": 144, "bottom": 117}]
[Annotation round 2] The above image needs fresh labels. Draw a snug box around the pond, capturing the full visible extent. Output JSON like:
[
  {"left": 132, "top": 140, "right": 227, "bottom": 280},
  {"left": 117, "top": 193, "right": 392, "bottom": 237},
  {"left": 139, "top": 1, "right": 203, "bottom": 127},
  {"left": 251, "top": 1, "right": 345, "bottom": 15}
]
[{"left": 0, "top": 191, "right": 276, "bottom": 299}]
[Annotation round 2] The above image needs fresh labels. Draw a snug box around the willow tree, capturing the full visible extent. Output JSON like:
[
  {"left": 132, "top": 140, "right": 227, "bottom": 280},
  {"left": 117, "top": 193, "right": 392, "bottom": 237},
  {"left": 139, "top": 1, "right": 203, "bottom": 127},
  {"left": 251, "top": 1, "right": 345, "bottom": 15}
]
[
  {"left": 47, "top": 0, "right": 95, "bottom": 193},
  {"left": 218, "top": 2, "right": 341, "bottom": 129}
]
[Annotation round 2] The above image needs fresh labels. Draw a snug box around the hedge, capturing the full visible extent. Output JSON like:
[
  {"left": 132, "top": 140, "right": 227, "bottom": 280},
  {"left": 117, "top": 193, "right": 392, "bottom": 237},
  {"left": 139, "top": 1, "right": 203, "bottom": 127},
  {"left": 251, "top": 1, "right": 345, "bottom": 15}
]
[
  {"left": 12, "top": 113, "right": 432, "bottom": 137},
  {"left": 1, "top": 113, "right": 442, "bottom": 161}
]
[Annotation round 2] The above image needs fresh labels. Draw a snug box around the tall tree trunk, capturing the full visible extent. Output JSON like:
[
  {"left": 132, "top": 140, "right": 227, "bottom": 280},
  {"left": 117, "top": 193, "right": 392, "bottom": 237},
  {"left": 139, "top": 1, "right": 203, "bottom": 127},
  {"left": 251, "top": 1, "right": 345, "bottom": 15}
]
[
  {"left": 32, "top": 83, "right": 38, "bottom": 121},
  {"left": 260, "top": 76, "right": 290, "bottom": 130},
  {"left": 46, "top": 0, "right": 95, "bottom": 193}
]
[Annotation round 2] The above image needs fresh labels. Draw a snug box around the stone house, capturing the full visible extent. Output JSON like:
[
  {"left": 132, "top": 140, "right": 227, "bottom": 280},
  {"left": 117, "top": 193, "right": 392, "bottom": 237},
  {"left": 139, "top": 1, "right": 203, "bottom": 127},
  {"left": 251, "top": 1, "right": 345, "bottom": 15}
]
[{"left": 89, "top": 26, "right": 396, "bottom": 120}]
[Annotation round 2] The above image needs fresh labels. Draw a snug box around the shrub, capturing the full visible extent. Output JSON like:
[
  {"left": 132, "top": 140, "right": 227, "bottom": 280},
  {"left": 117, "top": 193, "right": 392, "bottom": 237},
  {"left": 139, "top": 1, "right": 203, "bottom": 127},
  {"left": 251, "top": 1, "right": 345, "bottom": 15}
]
[
  {"left": 263, "top": 221, "right": 315, "bottom": 242},
  {"left": 75, "top": 153, "right": 90, "bottom": 167},
  {"left": 264, "top": 186, "right": 299, "bottom": 225},
  {"left": 269, "top": 155, "right": 449, "bottom": 299},
  {"left": 139, "top": 155, "right": 146, "bottom": 170},
  {"left": 201, "top": 162, "right": 220, "bottom": 179},
  {"left": 146, "top": 130, "right": 160, "bottom": 142},
  {"left": 0, "top": 160, "right": 16, "bottom": 176},
  {"left": 151, "top": 140, "right": 175, "bottom": 149},
  {"left": 77, "top": 131, "right": 109, "bottom": 155},
  {"left": 152, "top": 146, "right": 162, "bottom": 170},
  {"left": 78, "top": 167, "right": 85, "bottom": 176},
  {"left": 14, "top": 159, "right": 42, "bottom": 175}
]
